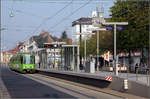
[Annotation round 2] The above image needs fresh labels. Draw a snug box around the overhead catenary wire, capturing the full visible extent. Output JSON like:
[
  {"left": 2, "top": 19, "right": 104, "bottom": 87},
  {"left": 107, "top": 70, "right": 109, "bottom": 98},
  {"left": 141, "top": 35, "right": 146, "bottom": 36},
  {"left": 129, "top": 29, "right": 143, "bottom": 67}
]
[
  {"left": 1, "top": 0, "right": 113, "bottom": 51},
  {"left": 3, "top": 0, "right": 101, "bottom": 48},
  {"left": 28, "top": 0, "right": 111, "bottom": 1},
  {"left": 21, "top": 0, "right": 73, "bottom": 42},
  {"left": 48, "top": 0, "right": 92, "bottom": 31},
  {"left": 22, "top": 0, "right": 92, "bottom": 43},
  {"left": 31, "top": 0, "right": 73, "bottom": 35},
  {"left": 25, "top": 1, "right": 112, "bottom": 4}
]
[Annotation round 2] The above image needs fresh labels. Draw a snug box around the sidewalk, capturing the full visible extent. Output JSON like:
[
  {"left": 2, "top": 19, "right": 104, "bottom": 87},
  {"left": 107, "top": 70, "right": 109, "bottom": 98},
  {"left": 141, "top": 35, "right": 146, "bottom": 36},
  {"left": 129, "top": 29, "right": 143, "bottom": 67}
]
[
  {"left": 94, "top": 71, "right": 149, "bottom": 85},
  {"left": 37, "top": 68, "right": 149, "bottom": 98},
  {"left": 0, "top": 65, "right": 11, "bottom": 98}
]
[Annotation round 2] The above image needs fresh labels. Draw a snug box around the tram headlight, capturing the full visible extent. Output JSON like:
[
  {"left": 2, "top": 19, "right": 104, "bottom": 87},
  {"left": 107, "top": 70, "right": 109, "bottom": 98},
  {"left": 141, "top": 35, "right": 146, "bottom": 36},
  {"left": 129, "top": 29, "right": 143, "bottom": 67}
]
[{"left": 24, "top": 66, "right": 26, "bottom": 69}]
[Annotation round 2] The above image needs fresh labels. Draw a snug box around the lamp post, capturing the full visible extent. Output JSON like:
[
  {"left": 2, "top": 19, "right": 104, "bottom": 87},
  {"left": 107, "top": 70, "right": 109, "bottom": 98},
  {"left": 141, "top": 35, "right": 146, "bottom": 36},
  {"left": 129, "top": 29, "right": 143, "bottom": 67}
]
[
  {"left": 91, "top": 5, "right": 128, "bottom": 76},
  {"left": 87, "top": 28, "right": 106, "bottom": 71},
  {"left": 91, "top": 5, "right": 106, "bottom": 71},
  {"left": 53, "top": 44, "right": 56, "bottom": 69},
  {"left": 73, "top": 32, "right": 95, "bottom": 68}
]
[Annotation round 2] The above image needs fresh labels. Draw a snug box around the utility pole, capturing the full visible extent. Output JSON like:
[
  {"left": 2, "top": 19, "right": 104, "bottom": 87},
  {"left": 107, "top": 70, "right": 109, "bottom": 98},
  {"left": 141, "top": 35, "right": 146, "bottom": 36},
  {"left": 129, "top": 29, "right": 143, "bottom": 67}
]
[
  {"left": 114, "top": 24, "right": 117, "bottom": 75},
  {"left": 84, "top": 36, "right": 86, "bottom": 67},
  {"left": 79, "top": 23, "right": 82, "bottom": 70},
  {"left": 97, "top": 30, "right": 99, "bottom": 71},
  {"left": 73, "top": 33, "right": 95, "bottom": 68},
  {"left": 96, "top": 5, "right": 99, "bottom": 71},
  {"left": 0, "top": 27, "right": 1, "bottom": 67},
  {"left": 87, "top": 28, "right": 106, "bottom": 71}
]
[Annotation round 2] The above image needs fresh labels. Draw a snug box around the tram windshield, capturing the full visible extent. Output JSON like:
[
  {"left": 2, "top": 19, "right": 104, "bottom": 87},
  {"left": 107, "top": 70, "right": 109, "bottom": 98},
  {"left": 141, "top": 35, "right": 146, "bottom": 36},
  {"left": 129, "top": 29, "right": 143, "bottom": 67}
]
[{"left": 24, "top": 55, "right": 35, "bottom": 64}]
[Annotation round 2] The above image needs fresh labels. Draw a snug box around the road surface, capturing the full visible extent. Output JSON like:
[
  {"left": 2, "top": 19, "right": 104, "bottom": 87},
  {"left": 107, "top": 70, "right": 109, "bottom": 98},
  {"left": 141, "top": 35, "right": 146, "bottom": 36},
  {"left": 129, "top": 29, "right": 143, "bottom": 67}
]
[{"left": 0, "top": 65, "right": 124, "bottom": 99}]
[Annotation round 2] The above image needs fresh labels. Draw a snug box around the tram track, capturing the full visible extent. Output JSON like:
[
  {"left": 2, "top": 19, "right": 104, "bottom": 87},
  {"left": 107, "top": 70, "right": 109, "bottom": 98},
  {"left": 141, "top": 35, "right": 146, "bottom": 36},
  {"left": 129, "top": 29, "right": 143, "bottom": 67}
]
[
  {"left": 24, "top": 72, "right": 148, "bottom": 99},
  {"left": 8, "top": 69, "right": 147, "bottom": 99},
  {"left": 23, "top": 73, "right": 125, "bottom": 99}
]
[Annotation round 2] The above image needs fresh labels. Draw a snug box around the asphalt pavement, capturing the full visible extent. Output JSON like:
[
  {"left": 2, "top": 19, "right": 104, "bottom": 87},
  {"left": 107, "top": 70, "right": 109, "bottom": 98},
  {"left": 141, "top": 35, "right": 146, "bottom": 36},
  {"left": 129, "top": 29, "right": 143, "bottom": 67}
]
[
  {"left": 0, "top": 66, "right": 75, "bottom": 98},
  {"left": 0, "top": 65, "right": 124, "bottom": 99}
]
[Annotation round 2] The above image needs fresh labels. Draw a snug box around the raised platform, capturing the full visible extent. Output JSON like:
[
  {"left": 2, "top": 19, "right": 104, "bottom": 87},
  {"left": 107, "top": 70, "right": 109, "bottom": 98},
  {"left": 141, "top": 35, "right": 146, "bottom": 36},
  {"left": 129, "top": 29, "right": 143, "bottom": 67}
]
[
  {"left": 37, "top": 69, "right": 109, "bottom": 81},
  {"left": 37, "top": 68, "right": 149, "bottom": 98}
]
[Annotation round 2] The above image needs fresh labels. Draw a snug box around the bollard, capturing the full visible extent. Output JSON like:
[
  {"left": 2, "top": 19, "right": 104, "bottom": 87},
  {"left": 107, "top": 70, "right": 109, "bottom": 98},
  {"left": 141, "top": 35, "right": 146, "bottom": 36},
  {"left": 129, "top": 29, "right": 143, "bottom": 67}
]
[
  {"left": 136, "top": 68, "right": 138, "bottom": 81},
  {"left": 119, "top": 64, "right": 122, "bottom": 77},
  {"left": 146, "top": 68, "right": 149, "bottom": 86},
  {"left": 124, "top": 79, "right": 128, "bottom": 90},
  {"left": 126, "top": 66, "right": 129, "bottom": 80}
]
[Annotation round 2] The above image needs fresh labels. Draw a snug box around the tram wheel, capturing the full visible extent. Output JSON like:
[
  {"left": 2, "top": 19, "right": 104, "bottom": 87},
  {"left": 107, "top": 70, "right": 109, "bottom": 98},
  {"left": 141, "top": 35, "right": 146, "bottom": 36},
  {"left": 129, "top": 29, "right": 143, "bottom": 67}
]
[
  {"left": 22, "top": 70, "right": 26, "bottom": 74},
  {"left": 30, "top": 70, "right": 34, "bottom": 74}
]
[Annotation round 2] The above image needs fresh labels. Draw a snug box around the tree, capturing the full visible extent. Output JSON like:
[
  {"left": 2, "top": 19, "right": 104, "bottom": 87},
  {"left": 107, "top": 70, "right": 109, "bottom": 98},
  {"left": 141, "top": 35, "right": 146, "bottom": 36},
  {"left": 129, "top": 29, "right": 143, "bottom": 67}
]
[
  {"left": 80, "top": 30, "right": 113, "bottom": 57},
  {"left": 109, "top": 0, "right": 149, "bottom": 70},
  {"left": 60, "top": 31, "right": 69, "bottom": 43},
  {"left": 110, "top": 0, "right": 149, "bottom": 50},
  {"left": 61, "top": 31, "right": 68, "bottom": 39}
]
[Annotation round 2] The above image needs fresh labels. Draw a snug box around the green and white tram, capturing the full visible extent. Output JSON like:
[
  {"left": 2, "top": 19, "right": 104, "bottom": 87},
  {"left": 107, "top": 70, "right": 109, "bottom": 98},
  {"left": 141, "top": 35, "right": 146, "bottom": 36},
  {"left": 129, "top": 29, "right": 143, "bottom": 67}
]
[{"left": 9, "top": 53, "right": 35, "bottom": 73}]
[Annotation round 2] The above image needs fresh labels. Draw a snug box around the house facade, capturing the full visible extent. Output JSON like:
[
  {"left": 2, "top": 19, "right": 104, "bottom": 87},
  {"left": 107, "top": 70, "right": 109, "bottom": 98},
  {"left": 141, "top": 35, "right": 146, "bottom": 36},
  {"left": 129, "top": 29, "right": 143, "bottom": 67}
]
[{"left": 72, "top": 17, "right": 93, "bottom": 43}]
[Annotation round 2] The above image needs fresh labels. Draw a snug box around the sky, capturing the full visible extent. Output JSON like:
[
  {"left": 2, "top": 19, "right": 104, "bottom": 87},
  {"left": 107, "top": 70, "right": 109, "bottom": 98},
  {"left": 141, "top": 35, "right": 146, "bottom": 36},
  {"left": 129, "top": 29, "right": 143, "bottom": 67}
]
[{"left": 1, "top": 0, "right": 116, "bottom": 51}]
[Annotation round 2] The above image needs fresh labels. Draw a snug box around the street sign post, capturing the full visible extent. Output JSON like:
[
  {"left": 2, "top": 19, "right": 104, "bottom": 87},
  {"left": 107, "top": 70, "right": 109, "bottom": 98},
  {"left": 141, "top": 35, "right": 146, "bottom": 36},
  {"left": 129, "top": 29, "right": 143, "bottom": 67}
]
[{"left": 103, "top": 22, "right": 128, "bottom": 76}]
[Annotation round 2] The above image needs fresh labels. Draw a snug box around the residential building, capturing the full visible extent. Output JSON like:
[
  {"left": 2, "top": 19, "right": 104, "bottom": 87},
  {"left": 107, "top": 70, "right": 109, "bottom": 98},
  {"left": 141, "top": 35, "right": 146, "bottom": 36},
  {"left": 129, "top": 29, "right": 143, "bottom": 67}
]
[
  {"left": 72, "top": 8, "right": 108, "bottom": 43},
  {"left": 1, "top": 43, "right": 23, "bottom": 64},
  {"left": 72, "top": 17, "right": 93, "bottom": 42}
]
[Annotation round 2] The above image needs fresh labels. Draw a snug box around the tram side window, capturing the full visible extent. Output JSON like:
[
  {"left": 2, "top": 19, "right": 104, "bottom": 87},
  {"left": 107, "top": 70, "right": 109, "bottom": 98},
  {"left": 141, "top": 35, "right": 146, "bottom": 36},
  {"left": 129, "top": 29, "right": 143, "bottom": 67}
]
[
  {"left": 24, "top": 56, "right": 26, "bottom": 64},
  {"left": 31, "top": 56, "right": 35, "bottom": 64},
  {"left": 21, "top": 56, "right": 23, "bottom": 64}
]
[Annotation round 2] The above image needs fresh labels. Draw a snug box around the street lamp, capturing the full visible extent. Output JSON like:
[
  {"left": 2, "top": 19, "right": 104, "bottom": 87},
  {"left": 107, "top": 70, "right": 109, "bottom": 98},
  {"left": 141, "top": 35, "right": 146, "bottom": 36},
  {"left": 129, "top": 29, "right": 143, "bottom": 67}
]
[
  {"left": 87, "top": 28, "right": 106, "bottom": 71},
  {"left": 73, "top": 32, "right": 95, "bottom": 68},
  {"left": 91, "top": 5, "right": 128, "bottom": 76}
]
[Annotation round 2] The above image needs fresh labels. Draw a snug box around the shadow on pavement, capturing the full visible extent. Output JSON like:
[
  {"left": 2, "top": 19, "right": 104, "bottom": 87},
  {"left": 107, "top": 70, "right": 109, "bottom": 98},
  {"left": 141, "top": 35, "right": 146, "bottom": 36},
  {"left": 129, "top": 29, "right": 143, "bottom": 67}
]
[{"left": 1, "top": 66, "right": 76, "bottom": 98}]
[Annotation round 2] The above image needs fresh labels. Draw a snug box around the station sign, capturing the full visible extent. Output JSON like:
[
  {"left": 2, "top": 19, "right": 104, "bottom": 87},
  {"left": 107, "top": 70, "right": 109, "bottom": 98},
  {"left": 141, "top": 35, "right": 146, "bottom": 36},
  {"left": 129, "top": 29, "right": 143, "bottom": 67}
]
[
  {"left": 106, "top": 26, "right": 113, "bottom": 30},
  {"left": 117, "top": 26, "right": 124, "bottom": 30},
  {"left": 106, "top": 26, "right": 124, "bottom": 31}
]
